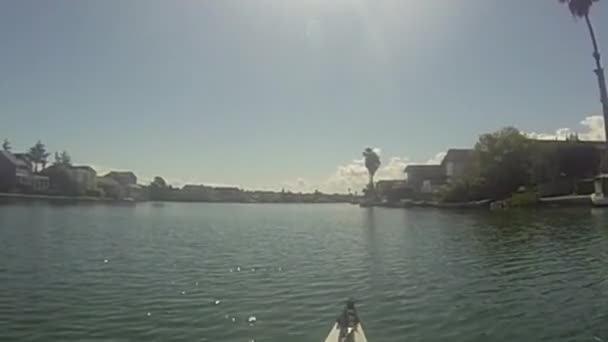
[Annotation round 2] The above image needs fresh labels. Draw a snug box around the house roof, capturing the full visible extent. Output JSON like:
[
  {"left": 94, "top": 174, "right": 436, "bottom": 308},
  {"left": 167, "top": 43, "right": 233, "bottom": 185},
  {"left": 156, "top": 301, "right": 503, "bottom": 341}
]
[
  {"left": 182, "top": 184, "right": 209, "bottom": 191},
  {"left": 213, "top": 186, "right": 241, "bottom": 191},
  {"left": 441, "top": 149, "right": 474, "bottom": 164},
  {"left": 97, "top": 176, "right": 120, "bottom": 186},
  {"left": 532, "top": 139, "right": 606, "bottom": 147},
  {"left": 71, "top": 165, "right": 96, "bottom": 172},
  {"left": 0, "top": 150, "right": 29, "bottom": 167},
  {"left": 105, "top": 171, "right": 136, "bottom": 178},
  {"left": 404, "top": 164, "right": 442, "bottom": 173}
]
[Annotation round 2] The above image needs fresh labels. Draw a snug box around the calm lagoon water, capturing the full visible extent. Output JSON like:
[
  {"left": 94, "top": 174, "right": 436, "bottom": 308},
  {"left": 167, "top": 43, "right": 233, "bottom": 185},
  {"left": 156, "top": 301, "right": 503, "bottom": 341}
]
[{"left": 1, "top": 202, "right": 608, "bottom": 341}]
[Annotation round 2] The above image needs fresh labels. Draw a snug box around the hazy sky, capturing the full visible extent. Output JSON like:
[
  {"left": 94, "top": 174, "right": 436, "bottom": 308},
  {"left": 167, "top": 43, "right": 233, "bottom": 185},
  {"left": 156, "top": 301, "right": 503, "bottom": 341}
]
[{"left": 1, "top": 0, "right": 607, "bottom": 192}]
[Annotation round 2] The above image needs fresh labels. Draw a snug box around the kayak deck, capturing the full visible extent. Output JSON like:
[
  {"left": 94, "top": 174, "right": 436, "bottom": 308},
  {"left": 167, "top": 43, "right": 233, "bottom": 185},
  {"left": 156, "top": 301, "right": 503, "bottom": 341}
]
[{"left": 324, "top": 323, "right": 368, "bottom": 342}]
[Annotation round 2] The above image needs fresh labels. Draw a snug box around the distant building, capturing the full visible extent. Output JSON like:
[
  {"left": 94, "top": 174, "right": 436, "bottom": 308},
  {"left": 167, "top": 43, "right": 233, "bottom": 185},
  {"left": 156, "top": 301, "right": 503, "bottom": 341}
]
[
  {"left": 404, "top": 165, "right": 445, "bottom": 194},
  {"left": 97, "top": 176, "right": 124, "bottom": 199},
  {"left": 0, "top": 150, "right": 33, "bottom": 192},
  {"left": 376, "top": 180, "right": 407, "bottom": 194},
  {"left": 31, "top": 175, "right": 50, "bottom": 192},
  {"left": 181, "top": 184, "right": 211, "bottom": 201},
  {"left": 375, "top": 180, "right": 410, "bottom": 201},
  {"left": 70, "top": 166, "right": 97, "bottom": 192},
  {"left": 441, "top": 149, "right": 475, "bottom": 182},
  {"left": 104, "top": 171, "right": 137, "bottom": 186},
  {"left": 0, "top": 151, "right": 50, "bottom": 193},
  {"left": 212, "top": 186, "right": 243, "bottom": 202},
  {"left": 103, "top": 171, "right": 143, "bottom": 200}
]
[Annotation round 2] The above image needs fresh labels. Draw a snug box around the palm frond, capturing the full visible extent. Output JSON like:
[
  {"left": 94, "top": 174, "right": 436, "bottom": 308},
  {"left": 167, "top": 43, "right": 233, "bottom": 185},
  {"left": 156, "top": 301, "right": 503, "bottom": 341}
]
[{"left": 559, "top": 0, "right": 598, "bottom": 17}]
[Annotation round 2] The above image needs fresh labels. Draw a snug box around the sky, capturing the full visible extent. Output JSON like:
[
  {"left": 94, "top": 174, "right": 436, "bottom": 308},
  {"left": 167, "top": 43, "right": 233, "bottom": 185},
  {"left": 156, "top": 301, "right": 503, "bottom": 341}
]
[{"left": 1, "top": 0, "right": 607, "bottom": 193}]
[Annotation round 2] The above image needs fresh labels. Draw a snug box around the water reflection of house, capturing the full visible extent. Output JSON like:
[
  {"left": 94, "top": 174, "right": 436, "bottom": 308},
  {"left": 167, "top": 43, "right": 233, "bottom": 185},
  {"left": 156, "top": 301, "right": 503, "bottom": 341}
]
[{"left": 0, "top": 151, "right": 49, "bottom": 193}]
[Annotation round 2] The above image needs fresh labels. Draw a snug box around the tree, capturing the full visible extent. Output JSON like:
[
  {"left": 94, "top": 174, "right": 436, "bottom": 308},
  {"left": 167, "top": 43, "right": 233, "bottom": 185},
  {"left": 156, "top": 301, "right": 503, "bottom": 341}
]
[
  {"left": 559, "top": 0, "right": 608, "bottom": 145},
  {"left": 474, "top": 127, "right": 532, "bottom": 199},
  {"left": 2, "top": 139, "right": 11, "bottom": 152},
  {"left": 28, "top": 140, "right": 50, "bottom": 173},
  {"left": 149, "top": 176, "right": 168, "bottom": 200},
  {"left": 54, "top": 151, "right": 72, "bottom": 166},
  {"left": 362, "top": 148, "right": 381, "bottom": 192},
  {"left": 152, "top": 176, "right": 167, "bottom": 188}
]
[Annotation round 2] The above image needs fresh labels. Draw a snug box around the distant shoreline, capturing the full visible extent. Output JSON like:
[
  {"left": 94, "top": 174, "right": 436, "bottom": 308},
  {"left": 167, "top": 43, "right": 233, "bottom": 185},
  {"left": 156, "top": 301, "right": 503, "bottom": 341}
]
[
  {"left": 0, "top": 192, "right": 353, "bottom": 205},
  {"left": 0, "top": 192, "right": 133, "bottom": 203}
]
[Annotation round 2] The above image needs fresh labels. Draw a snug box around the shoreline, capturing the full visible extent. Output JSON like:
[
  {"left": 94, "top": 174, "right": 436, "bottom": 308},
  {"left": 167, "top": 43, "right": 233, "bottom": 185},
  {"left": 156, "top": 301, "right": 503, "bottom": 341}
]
[
  {"left": 0, "top": 192, "right": 133, "bottom": 203},
  {"left": 0, "top": 192, "right": 352, "bottom": 205}
]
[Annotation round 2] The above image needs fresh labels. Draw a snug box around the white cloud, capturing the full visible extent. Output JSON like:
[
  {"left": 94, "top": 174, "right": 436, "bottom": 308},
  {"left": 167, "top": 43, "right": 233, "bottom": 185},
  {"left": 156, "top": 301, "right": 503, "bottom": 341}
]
[
  {"left": 281, "top": 149, "right": 447, "bottom": 194},
  {"left": 280, "top": 177, "right": 312, "bottom": 193},
  {"left": 426, "top": 151, "right": 447, "bottom": 165},
  {"left": 526, "top": 115, "right": 605, "bottom": 141}
]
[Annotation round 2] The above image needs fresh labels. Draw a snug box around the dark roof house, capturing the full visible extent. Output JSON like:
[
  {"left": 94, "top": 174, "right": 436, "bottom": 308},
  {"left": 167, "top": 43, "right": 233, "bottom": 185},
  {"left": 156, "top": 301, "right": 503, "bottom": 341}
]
[
  {"left": 404, "top": 165, "right": 445, "bottom": 193},
  {"left": 441, "top": 149, "right": 475, "bottom": 181},
  {"left": 0, "top": 151, "right": 40, "bottom": 192},
  {"left": 441, "top": 149, "right": 475, "bottom": 165}
]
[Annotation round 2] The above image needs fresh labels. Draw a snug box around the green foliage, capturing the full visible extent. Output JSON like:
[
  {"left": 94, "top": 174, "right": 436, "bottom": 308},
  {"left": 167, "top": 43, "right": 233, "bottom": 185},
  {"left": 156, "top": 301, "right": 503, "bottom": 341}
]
[
  {"left": 149, "top": 176, "right": 169, "bottom": 200},
  {"left": 509, "top": 191, "right": 539, "bottom": 207},
  {"left": 28, "top": 140, "right": 50, "bottom": 173},
  {"left": 363, "top": 148, "right": 380, "bottom": 177},
  {"left": 54, "top": 151, "right": 72, "bottom": 166},
  {"left": 473, "top": 127, "right": 532, "bottom": 199},
  {"left": 2, "top": 139, "right": 11, "bottom": 152},
  {"left": 152, "top": 176, "right": 167, "bottom": 188},
  {"left": 362, "top": 148, "right": 381, "bottom": 196}
]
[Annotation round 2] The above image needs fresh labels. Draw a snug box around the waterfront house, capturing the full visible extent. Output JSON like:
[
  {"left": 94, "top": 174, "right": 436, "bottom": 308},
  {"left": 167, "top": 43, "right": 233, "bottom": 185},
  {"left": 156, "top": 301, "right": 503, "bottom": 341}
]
[
  {"left": 104, "top": 171, "right": 143, "bottom": 200},
  {"left": 441, "top": 149, "right": 474, "bottom": 183},
  {"left": 104, "top": 171, "right": 137, "bottom": 186},
  {"left": 0, "top": 150, "right": 33, "bottom": 192},
  {"left": 70, "top": 166, "right": 97, "bottom": 192},
  {"left": 375, "top": 180, "right": 410, "bottom": 201},
  {"left": 31, "top": 175, "right": 50, "bottom": 193},
  {"left": 97, "top": 176, "right": 124, "bottom": 199},
  {"left": 181, "top": 184, "right": 211, "bottom": 201},
  {"left": 0, "top": 151, "right": 49, "bottom": 193},
  {"left": 404, "top": 165, "right": 445, "bottom": 194},
  {"left": 531, "top": 139, "right": 604, "bottom": 197},
  {"left": 212, "top": 186, "right": 243, "bottom": 202}
]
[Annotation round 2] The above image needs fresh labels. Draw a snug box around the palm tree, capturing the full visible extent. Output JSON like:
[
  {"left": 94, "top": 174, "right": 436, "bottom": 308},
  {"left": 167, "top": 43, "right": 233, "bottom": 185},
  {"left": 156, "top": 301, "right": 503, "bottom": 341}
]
[
  {"left": 559, "top": 0, "right": 608, "bottom": 142},
  {"left": 362, "top": 147, "right": 381, "bottom": 192}
]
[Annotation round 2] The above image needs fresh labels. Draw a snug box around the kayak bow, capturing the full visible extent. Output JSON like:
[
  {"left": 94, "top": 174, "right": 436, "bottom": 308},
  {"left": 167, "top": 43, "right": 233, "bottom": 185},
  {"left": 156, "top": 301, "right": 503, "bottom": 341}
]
[{"left": 324, "top": 302, "right": 368, "bottom": 342}]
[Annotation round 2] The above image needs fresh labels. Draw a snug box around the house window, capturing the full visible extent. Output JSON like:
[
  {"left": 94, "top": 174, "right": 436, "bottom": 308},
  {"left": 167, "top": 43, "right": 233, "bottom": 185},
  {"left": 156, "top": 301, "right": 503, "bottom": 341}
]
[
  {"left": 446, "top": 162, "right": 454, "bottom": 177},
  {"left": 422, "top": 180, "right": 432, "bottom": 193}
]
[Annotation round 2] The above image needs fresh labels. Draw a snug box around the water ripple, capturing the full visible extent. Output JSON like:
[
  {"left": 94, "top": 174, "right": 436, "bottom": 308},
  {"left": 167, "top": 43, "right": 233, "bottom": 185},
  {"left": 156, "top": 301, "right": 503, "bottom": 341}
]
[{"left": 1, "top": 204, "right": 608, "bottom": 341}]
